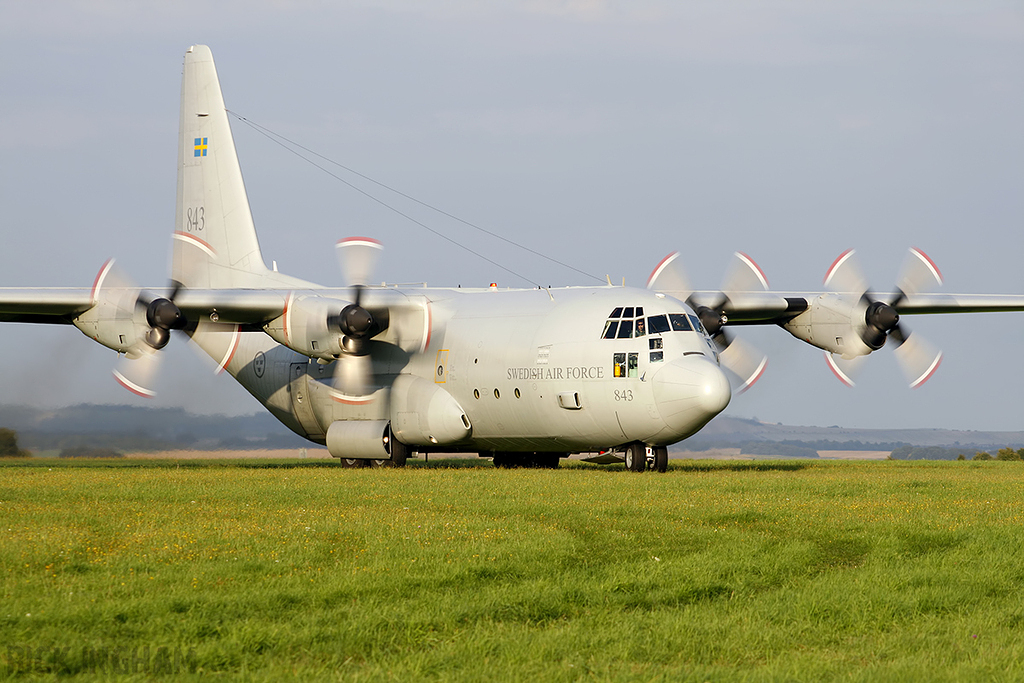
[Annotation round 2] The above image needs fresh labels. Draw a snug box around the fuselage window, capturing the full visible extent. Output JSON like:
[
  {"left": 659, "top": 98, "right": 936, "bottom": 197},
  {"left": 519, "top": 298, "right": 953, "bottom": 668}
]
[
  {"left": 634, "top": 318, "right": 646, "bottom": 337},
  {"left": 650, "top": 351, "right": 663, "bottom": 363},
  {"left": 617, "top": 319, "right": 634, "bottom": 339},
  {"left": 602, "top": 320, "right": 619, "bottom": 339},
  {"left": 628, "top": 352, "right": 639, "bottom": 378},
  {"left": 648, "top": 315, "right": 670, "bottom": 334},
  {"left": 649, "top": 338, "right": 663, "bottom": 350},
  {"left": 669, "top": 314, "right": 692, "bottom": 332},
  {"left": 613, "top": 352, "right": 626, "bottom": 377}
]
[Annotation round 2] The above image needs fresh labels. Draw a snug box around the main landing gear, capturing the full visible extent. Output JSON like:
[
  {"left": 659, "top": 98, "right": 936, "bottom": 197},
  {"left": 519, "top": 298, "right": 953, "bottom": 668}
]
[
  {"left": 339, "top": 437, "right": 411, "bottom": 468},
  {"left": 624, "top": 442, "right": 668, "bottom": 473}
]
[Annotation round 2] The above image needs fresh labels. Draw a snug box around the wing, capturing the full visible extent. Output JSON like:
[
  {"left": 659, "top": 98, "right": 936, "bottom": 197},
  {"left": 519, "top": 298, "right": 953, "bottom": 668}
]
[
  {"left": 889, "top": 293, "right": 1024, "bottom": 316},
  {"left": 0, "top": 288, "right": 291, "bottom": 327},
  {"left": 172, "top": 289, "right": 290, "bottom": 327},
  {"left": 682, "top": 291, "right": 1024, "bottom": 325},
  {"left": 0, "top": 289, "right": 94, "bottom": 324},
  {"left": 172, "top": 288, "right": 423, "bottom": 327}
]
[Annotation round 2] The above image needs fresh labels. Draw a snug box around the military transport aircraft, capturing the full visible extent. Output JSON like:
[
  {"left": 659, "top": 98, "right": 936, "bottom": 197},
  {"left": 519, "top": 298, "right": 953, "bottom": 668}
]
[{"left": 2, "top": 45, "right": 1023, "bottom": 471}]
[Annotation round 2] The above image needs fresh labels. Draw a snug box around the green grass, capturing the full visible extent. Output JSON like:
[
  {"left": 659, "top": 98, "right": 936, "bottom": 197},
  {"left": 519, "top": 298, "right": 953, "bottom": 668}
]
[{"left": 1, "top": 459, "right": 1023, "bottom": 681}]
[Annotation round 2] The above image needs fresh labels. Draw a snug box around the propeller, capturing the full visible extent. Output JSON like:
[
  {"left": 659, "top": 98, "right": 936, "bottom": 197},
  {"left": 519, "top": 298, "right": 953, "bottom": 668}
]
[
  {"left": 93, "top": 260, "right": 188, "bottom": 398},
  {"left": 823, "top": 248, "right": 943, "bottom": 388},
  {"left": 648, "top": 252, "right": 769, "bottom": 393},
  {"left": 331, "top": 238, "right": 387, "bottom": 400}
]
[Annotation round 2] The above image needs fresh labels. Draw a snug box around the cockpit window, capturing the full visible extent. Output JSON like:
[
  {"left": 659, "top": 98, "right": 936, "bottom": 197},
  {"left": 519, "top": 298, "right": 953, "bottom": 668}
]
[
  {"left": 602, "top": 307, "right": 669, "bottom": 339},
  {"left": 669, "top": 314, "right": 692, "bottom": 332},
  {"left": 688, "top": 315, "right": 706, "bottom": 336},
  {"left": 647, "top": 315, "right": 670, "bottom": 334}
]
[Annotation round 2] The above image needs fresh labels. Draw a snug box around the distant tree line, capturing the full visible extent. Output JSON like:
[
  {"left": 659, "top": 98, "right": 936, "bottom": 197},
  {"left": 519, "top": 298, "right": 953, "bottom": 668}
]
[
  {"left": 891, "top": 446, "right": 1024, "bottom": 461},
  {"left": 57, "top": 446, "right": 124, "bottom": 459},
  {"left": 0, "top": 428, "right": 30, "bottom": 457},
  {"left": 962, "top": 448, "right": 1024, "bottom": 461},
  {"left": 1, "top": 404, "right": 313, "bottom": 453},
  {"left": 20, "top": 432, "right": 308, "bottom": 452}
]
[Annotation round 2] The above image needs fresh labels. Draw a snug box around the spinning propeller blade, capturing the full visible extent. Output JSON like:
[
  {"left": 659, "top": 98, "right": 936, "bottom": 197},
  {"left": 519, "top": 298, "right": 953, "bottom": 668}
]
[
  {"left": 330, "top": 237, "right": 387, "bottom": 401},
  {"left": 336, "top": 237, "right": 383, "bottom": 289},
  {"left": 92, "top": 260, "right": 187, "bottom": 398},
  {"left": 648, "top": 251, "right": 769, "bottom": 393},
  {"left": 825, "top": 353, "right": 867, "bottom": 388},
  {"left": 646, "top": 252, "right": 691, "bottom": 296},
  {"left": 824, "top": 248, "right": 943, "bottom": 388},
  {"left": 332, "top": 352, "right": 373, "bottom": 402},
  {"left": 718, "top": 337, "right": 768, "bottom": 394},
  {"left": 113, "top": 343, "right": 161, "bottom": 398}
]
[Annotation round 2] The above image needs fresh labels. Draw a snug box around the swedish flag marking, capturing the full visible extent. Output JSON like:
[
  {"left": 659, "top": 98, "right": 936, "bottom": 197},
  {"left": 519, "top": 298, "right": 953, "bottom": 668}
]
[{"left": 193, "top": 137, "right": 208, "bottom": 157}]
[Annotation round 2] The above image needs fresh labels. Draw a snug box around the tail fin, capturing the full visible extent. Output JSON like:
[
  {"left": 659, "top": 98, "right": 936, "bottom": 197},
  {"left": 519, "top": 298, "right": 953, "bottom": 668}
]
[{"left": 173, "top": 45, "right": 269, "bottom": 289}]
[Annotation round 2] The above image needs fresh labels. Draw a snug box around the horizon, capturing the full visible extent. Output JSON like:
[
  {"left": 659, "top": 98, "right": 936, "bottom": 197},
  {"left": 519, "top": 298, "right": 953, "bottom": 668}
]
[{"left": 3, "top": 402, "right": 1023, "bottom": 439}]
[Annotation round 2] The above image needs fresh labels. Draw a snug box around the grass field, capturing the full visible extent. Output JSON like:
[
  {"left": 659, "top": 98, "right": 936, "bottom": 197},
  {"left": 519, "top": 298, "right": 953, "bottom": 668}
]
[{"left": 1, "top": 458, "right": 1022, "bottom": 681}]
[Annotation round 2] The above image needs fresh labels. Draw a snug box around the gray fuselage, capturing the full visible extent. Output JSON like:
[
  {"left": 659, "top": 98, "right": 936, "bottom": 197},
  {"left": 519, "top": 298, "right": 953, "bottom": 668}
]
[{"left": 193, "top": 285, "right": 732, "bottom": 455}]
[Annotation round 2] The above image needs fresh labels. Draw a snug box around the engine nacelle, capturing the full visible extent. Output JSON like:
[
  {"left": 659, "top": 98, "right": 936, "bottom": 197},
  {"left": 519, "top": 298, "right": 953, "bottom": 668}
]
[
  {"left": 781, "top": 293, "right": 875, "bottom": 359},
  {"left": 390, "top": 375, "right": 472, "bottom": 446},
  {"left": 264, "top": 295, "right": 345, "bottom": 361},
  {"left": 72, "top": 292, "right": 143, "bottom": 354}
]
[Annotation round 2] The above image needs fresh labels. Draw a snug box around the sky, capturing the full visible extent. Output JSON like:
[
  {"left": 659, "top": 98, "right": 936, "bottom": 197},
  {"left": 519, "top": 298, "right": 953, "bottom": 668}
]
[{"left": 0, "top": 1, "right": 1022, "bottom": 430}]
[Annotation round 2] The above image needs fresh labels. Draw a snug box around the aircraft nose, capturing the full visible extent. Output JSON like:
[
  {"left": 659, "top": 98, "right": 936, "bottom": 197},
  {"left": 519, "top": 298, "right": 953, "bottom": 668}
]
[{"left": 651, "top": 356, "right": 732, "bottom": 437}]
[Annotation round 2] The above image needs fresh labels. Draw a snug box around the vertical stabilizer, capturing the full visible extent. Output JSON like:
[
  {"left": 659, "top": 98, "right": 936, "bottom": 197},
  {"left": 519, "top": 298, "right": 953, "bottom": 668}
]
[{"left": 173, "top": 45, "right": 269, "bottom": 289}]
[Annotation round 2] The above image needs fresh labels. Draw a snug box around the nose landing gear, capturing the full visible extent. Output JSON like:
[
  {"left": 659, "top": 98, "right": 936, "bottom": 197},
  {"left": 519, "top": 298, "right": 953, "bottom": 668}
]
[{"left": 624, "top": 442, "right": 669, "bottom": 473}]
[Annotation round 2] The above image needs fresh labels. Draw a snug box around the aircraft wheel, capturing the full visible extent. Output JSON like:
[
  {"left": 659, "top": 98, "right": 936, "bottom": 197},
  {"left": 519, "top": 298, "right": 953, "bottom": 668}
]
[
  {"left": 368, "top": 438, "right": 410, "bottom": 468},
  {"left": 389, "top": 438, "right": 409, "bottom": 467},
  {"left": 653, "top": 446, "right": 668, "bottom": 473},
  {"left": 624, "top": 443, "right": 647, "bottom": 472},
  {"left": 340, "top": 458, "right": 367, "bottom": 469}
]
